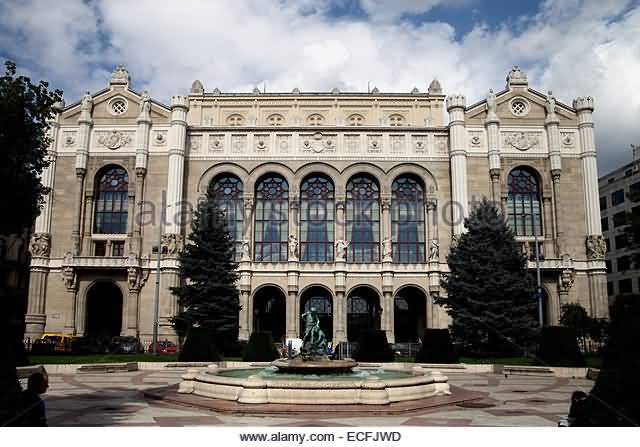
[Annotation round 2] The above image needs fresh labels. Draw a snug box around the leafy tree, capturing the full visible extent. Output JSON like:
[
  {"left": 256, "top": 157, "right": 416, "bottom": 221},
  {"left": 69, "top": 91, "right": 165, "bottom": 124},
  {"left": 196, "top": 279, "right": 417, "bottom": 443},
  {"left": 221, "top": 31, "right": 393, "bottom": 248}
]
[
  {"left": 0, "top": 61, "right": 62, "bottom": 234},
  {"left": 560, "top": 303, "right": 590, "bottom": 350},
  {"left": 435, "top": 198, "right": 538, "bottom": 355},
  {"left": 0, "top": 60, "right": 61, "bottom": 425},
  {"left": 170, "top": 194, "right": 241, "bottom": 355}
]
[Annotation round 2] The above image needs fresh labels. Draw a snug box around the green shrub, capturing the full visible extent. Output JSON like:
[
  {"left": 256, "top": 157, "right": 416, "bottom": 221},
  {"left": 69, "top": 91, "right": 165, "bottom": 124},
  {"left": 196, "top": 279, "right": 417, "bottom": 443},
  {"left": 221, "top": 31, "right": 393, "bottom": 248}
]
[
  {"left": 535, "top": 326, "right": 584, "bottom": 367},
  {"left": 353, "top": 329, "right": 394, "bottom": 362},
  {"left": 415, "top": 329, "right": 459, "bottom": 363},
  {"left": 585, "top": 294, "right": 640, "bottom": 425},
  {"left": 178, "top": 326, "right": 221, "bottom": 362},
  {"left": 242, "top": 331, "right": 279, "bottom": 362}
]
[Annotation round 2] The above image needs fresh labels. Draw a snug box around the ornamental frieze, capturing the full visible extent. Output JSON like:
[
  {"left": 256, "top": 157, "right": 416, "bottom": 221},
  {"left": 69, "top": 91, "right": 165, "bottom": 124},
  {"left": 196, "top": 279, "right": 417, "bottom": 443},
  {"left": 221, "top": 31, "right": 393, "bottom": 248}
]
[
  {"left": 502, "top": 131, "right": 541, "bottom": 151},
  {"left": 97, "top": 130, "right": 133, "bottom": 150}
]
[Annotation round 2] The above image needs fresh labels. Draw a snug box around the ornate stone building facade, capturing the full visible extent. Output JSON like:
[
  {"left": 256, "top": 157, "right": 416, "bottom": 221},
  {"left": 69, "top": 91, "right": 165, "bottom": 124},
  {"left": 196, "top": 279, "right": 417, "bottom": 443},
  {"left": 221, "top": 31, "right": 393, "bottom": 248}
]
[{"left": 24, "top": 65, "right": 608, "bottom": 344}]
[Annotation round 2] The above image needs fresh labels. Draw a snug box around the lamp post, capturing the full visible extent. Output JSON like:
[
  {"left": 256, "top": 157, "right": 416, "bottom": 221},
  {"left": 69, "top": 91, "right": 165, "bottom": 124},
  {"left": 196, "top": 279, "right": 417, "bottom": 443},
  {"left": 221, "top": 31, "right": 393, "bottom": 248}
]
[{"left": 151, "top": 199, "right": 168, "bottom": 355}]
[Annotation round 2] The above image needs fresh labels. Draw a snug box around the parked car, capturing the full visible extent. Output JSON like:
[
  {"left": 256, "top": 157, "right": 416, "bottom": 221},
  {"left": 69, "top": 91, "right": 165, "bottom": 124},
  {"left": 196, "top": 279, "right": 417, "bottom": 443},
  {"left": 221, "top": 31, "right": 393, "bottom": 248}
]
[
  {"left": 30, "top": 338, "right": 55, "bottom": 355},
  {"left": 71, "top": 336, "right": 108, "bottom": 354},
  {"left": 108, "top": 336, "right": 144, "bottom": 354},
  {"left": 148, "top": 340, "right": 177, "bottom": 354},
  {"left": 37, "top": 333, "right": 74, "bottom": 353}
]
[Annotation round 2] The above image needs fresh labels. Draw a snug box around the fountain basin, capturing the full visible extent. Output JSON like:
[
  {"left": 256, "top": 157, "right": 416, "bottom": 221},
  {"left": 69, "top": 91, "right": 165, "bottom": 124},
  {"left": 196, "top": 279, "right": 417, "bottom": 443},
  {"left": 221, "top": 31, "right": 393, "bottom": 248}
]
[
  {"left": 271, "top": 358, "right": 357, "bottom": 374},
  {"left": 178, "top": 365, "right": 450, "bottom": 405}
]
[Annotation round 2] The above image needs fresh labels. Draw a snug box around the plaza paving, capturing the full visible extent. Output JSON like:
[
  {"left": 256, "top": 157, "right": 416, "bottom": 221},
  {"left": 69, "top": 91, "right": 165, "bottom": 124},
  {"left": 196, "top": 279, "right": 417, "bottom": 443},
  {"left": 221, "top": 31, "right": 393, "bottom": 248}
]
[{"left": 31, "top": 368, "right": 592, "bottom": 426}]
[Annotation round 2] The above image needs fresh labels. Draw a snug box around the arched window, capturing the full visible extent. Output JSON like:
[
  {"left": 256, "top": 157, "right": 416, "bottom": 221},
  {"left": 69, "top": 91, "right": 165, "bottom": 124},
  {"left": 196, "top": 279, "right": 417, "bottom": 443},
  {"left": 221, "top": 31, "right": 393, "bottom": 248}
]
[
  {"left": 388, "top": 114, "right": 405, "bottom": 126},
  {"left": 347, "top": 114, "right": 364, "bottom": 126},
  {"left": 307, "top": 113, "right": 325, "bottom": 126},
  {"left": 267, "top": 113, "right": 284, "bottom": 126},
  {"left": 226, "top": 114, "right": 244, "bottom": 126},
  {"left": 392, "top": 175, "right": 425, "bottom": 263},
  {"left": 346, "top": 175, "right": 380, "bottom": 263},
  {"left": 209, "top": 175, "right": 244, "bottom": 260},
  {"left": 300, "top": 175, "right": 334, "bottom": 262},
  {"left": 94, "top": 166, "right": 128, "bottom": 234},
  {"left": 507, "top": 168, "right": 542, "bottom": 236},
  {"left": 254, "top": 175, "right": 289, "bottom": 262}
]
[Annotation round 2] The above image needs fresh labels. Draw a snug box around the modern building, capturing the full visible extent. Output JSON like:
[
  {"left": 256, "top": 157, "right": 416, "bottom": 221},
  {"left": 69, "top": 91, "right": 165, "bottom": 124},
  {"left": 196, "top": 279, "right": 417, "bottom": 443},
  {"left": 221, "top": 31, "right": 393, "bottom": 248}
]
[
  {"left": 599, "top": 147, "right": 640, "bottom": 300},
  {"left": 24, "top": 65, "right": 608, "bottom": 344}
]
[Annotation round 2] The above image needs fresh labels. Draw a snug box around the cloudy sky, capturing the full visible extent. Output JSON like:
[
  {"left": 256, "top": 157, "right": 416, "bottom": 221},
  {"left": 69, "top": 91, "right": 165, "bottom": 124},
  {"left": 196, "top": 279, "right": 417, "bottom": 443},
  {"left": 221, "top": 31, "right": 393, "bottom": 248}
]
[{"left": 0, "top": 0, "right": 638, "bottom": 173}]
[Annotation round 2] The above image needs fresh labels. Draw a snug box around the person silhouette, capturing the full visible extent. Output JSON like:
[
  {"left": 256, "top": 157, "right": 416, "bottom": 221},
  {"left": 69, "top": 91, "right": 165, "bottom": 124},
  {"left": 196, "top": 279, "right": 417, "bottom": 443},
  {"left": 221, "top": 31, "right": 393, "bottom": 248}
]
[{"left": 17, "top": 372, "right": 49, "bottom": 426}]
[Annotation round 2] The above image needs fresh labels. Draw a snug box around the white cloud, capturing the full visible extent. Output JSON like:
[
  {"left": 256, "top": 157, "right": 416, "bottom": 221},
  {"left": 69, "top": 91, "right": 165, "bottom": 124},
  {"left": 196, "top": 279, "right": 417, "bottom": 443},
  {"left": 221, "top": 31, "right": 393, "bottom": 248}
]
[{"left": 0, "top": 0, "right": 638, "bottom": 172}]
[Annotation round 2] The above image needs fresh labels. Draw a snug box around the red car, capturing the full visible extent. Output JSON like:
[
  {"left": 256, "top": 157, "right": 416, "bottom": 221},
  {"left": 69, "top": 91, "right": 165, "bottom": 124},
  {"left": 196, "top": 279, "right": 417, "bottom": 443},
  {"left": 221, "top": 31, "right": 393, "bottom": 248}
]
[{"left": 148, "top": 340, "right": 177, "bottom": 354}]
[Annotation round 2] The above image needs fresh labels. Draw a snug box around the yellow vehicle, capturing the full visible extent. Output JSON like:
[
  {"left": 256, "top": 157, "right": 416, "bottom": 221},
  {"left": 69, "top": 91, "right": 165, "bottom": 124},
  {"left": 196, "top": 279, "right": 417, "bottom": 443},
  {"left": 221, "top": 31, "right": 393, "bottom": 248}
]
[{"left": 40, "top": 332, "right": 74, "bottom": 353}]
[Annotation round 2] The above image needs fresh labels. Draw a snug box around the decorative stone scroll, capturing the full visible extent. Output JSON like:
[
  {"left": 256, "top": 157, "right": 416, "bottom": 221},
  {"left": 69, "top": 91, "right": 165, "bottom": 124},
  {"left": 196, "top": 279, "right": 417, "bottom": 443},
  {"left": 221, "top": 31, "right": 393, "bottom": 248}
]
[
  {"left": 97, "top": 131, "right": 132, "bottom": 150},
  {"left": 503, "top": 132, "right": 540, "bottom": 151},
  {"left": 29, "top": 233, "right": 51, "bottom": 257},
  {"left": 586, "top": 235, "right": 606, "bottom": 260}
]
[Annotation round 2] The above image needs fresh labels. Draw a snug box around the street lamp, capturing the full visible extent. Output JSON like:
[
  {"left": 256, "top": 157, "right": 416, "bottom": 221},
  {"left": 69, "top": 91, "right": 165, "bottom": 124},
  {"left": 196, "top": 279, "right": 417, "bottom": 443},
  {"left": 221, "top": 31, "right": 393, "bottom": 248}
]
[{"left": 151, "top": 201, "right": 169, "bottom": 355}]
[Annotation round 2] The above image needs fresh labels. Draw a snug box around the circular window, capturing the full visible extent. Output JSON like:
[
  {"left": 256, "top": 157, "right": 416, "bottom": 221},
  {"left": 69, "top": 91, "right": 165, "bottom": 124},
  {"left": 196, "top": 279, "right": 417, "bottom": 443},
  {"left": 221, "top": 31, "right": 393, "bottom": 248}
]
[
  {"left": 510, "top": 98, "right": 529, "bottom": 117},
  {"left": 108, "top": 98, "right": 128, "bottom": 116}
]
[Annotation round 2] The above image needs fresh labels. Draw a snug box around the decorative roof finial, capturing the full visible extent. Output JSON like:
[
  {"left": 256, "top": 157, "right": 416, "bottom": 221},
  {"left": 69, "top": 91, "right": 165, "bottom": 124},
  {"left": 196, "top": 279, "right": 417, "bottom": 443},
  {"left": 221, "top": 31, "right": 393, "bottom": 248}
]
[
  {"left": 191, "top": 80, "right": 204, "bottom": 94},
  {"left": 428, "top": 79, "right": 442, "bottom": 95},
  {"left": 506, "top": 66, "right": 528, "bottom": 88},
  {"left": 110, "top": 65, "right": 129, "bottom": 86}
]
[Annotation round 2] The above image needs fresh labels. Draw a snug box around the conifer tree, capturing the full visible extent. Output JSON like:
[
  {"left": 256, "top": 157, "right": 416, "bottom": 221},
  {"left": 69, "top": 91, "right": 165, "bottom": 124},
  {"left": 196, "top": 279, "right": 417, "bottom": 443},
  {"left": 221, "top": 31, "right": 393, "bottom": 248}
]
[
  {"left": 171, "top": 193, "right": 241, "bottom": 352},
  {"left": 435, "top": 198, "right": 538, "bottom": 355}
]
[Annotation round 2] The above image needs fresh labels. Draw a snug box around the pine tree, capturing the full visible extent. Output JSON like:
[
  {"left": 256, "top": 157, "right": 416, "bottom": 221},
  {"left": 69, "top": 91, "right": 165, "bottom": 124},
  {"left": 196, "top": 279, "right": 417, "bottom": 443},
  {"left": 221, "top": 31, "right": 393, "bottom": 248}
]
[
  {"left": 435, "top": 198, "right": 538, "bottom": 355},
  {"left": 170, "top": 193, "right": 241, "bottom": 353}
]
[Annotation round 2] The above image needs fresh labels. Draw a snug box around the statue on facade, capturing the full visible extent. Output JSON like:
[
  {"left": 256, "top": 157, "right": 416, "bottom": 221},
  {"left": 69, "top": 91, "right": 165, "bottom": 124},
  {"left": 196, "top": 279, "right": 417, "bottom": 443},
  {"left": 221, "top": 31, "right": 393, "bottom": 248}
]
[
  {"left": 586, "top": 235, "right": 606, "bottom": 260},
  {"left": 428, "top": 239, "right": 439, "bottom": 261},
  {"left": 29, "top": 233, "right": 51, "bottom": 257},
  {"left": 80, "top": 91, "right": 93, "bottom": 112},
  {"left": 382, "top": 237, "right": 393, "bottom": 261},
  {"left": 545, "top": 91, "right": 557, "bottom": 118},
  {"left": 300, "top": 307, "right": 327, "bottom": 358},
  {"left": 486, "top": 89, "right": 497, "bottom": 118},
  {"left": 139, "top": 90, "right": 151, "bottom": 117},
  {"left": 335, "top": 239, "right": 349, "bottom": 261},
  {"left": 288, "top": 235, "right": 298, "bottom": 260},
  {"left": 241, "top": 239, "right": 251, "bottom": 261}
]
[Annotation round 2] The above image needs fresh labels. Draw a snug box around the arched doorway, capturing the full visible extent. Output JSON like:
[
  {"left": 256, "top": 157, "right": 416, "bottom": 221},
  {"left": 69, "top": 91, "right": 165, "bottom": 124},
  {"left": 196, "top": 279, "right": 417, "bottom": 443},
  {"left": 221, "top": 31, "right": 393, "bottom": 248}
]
[
  {"left": 299, "top": 286, "right": 333, "bottom": 341},
  {"left": 394, "top": 287, "right": 427, "bottom": 342},
  {"left": 86, "top": 281, "right": 123, "bottom": 340},
  {"left": 347, "top": 286, "right": 381, "bottom": 342},
  {"left": 252, "top": 286, "right": 286, "bottom": 343}
]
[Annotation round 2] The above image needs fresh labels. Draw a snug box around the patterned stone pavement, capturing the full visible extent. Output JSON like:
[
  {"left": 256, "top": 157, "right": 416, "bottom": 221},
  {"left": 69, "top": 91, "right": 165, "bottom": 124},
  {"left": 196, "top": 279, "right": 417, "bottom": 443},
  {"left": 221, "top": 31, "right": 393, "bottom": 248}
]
[{"left": 27, "top": 369, "right": 594, "bottom": 426}]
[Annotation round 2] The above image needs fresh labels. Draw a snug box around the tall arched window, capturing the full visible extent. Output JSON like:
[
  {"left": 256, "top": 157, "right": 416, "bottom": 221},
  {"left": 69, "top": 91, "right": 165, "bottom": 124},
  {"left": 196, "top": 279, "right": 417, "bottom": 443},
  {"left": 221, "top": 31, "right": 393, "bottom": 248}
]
[
  {"left": 392, "top": 175, "right": 425, "bottom": 263},
  {"left": 209, "top": 175, "right": 244, "bottom": 260},
  {"left": 346, "top": 175, "right": 380, "bottom": 263},
  {"left": 94, "top": 166, "right": 128, "bottom": 234},
  {"left": 300, "top": 175, "right": 334, "bottom": 262},
  {"left": 254, "top": 175, "right": 289, "bottom": 262},
  {"left": 507, "top": 168, "right": 542, "bottom": 236}
]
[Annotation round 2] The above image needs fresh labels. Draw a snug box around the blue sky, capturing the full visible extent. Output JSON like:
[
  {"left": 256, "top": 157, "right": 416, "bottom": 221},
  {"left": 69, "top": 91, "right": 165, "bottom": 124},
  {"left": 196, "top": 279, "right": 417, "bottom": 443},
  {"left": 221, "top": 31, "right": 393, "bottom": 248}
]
[{"left": 0, "top": 0, "right": 639, "bottom": 173}]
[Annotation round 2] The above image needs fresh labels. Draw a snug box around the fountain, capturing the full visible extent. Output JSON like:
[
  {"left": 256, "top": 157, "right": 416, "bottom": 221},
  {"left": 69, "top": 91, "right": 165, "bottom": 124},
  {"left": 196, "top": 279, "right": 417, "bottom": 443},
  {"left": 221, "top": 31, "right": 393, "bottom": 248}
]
[{"left": 177, "top": 308, "right": 451, "bottom": 405}]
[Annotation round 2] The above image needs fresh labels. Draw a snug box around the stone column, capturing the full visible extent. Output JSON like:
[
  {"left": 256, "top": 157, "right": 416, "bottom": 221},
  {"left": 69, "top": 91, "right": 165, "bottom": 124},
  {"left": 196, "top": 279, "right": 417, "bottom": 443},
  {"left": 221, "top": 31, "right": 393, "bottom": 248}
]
[
  {"left": 334, "top": 261, "right": 347, "bottom": 343},
  {"left": 243, "top": 197, "right": 254, "bottom": 252},
  {"left": 335, "top": 196, "right": 346, "bottom": 242},
  {"left": 574, "top": 96, "right": 608, "bottom": 318},
  {"left": 26, "top": 104, "right": 62, "bottom": 338},
  {"left": 381, "top": 196, "right": 391, "bottom": 258},
  {"left": 159, "top": 268, "right": 180, "bottom": 336},
  {"left": 485, "top": 90, "right": 501, "bottom": 203},
  {"left": 132, "top": 93, "right": 152, "bottom": 255},
  {"left": 447, "top": 95, "right": 468, "bottom": 236},
  {"left": 545, "top": 92, "right": 562, "bottom": 256},
  {"left": 73, "top": 92, "right": 93, "bottom": 255},
  {"left": 165, "top": 96, "right": 189, "bottom": 235},
  {"left": 542, "top": 196, "right": 553, "bottom": 257},
  {"left": 426, "top": 199, "right": 440, "bottom": 328},
  {"left": 381, "top": 288, "right": 394, "bottom": 343},
  {"left": 551, "top": 170, "right": 563, "bottom": 255},
  {"left": 82, "top": 193, "right": 94, "bottom": 254}
]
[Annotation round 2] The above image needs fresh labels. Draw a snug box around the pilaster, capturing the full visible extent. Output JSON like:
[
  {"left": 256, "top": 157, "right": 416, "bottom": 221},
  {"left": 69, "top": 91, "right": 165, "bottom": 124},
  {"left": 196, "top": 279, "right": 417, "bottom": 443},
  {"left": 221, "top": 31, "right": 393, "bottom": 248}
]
[{"left": 447, "top": 94, "right": 468, "bottom": 235}]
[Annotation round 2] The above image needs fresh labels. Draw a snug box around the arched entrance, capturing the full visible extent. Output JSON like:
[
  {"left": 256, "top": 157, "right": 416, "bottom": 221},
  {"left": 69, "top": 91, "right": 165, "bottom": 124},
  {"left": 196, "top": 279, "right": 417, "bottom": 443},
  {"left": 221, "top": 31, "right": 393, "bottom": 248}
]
[
  {"left": 252, "top": 286, "right": 286, "bottom": 343},
  {"left": 299, "top": 286, "right": 333, "bottom": 341},
  {"left": 347, "top": 286, "right": 381, "bottom": 342},
  {"left": 394, "top": 287, "right": 427, "bottom": 342},
  {"left": 86, "top": 281, "right": 123, "bottom": 340}
]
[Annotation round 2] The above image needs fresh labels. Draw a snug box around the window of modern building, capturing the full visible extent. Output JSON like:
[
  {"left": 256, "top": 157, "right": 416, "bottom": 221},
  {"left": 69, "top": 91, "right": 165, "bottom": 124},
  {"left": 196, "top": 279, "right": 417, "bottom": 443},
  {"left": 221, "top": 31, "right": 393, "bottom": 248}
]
[
  {"left": 613, "top": 211, "right": 627, "bottom": 228},
  {"left": 617, "top": 256, "right": 631, "bottom": 272},
  {"left": 300, "top": 175, "right": 334, "bottom": 262},
  {"left": 625, "top": 169, "right": 633, "bottom": 177},
  {"left": 607, "top": 177, "right": 616, "bottom": 184},
  {"left": 346, "top": 175, "right": 380, "bottom": 263},
  {"left": 605, "top": 238, "right": 610, "bottom": 252},
  {"left": 619, "top": 278, "right": 633, "bottom": 294},
  {"left": 209, "top": 175, "right": 244, "bottom": 261},
  {"left": 254, "top": 175, "right": 289, "bottom": 262},
  {"left": 630, "top": 181, "right": 640, "bottom": 199},
  {"left": 507, "top": 168, "right": 542, "bottom": 236},
  {"left": 391, "top": 175, "right": 426, "bottom": 263},
  {"left": 615, "top": 234, "right": 629, "bottom": 250},
  {"left": 600, "top": 196, "right": 607, "bottom": 211},
  {"left": 633, "top": 206, "right": 640, "bottom": 218},
  {"left": 601, "top": 217, "right": 609, "bottom": 231},
  {"left": 94, "top": 166, "right": 128, "bottom": 234},
  {"left": 611, "top": 189, "right": 625, "bottom": 206},
  {"left": 607, "top": 281, "right": 614, "bottom": 296},
  {"left": 605, "top": 259, "right": 612, "bottom": 273}
]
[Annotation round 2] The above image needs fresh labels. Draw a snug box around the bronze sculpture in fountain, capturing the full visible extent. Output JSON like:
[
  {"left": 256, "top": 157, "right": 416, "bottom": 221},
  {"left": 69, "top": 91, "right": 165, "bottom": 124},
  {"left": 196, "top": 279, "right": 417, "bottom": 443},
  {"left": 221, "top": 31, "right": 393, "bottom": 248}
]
[{"left": 271, "top": 307, "right": 356, "bottom": 374}]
